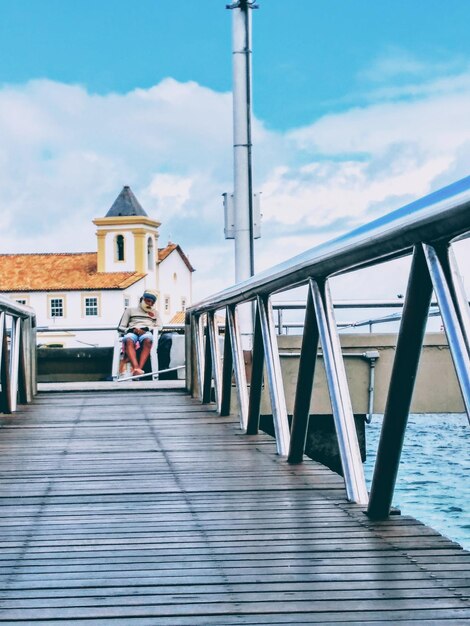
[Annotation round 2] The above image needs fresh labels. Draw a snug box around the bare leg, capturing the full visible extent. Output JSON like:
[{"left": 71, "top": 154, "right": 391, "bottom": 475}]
[
  {"left": 138, "top": 339, "right": 153, "bottom": 370},
  {"left": 124, "top": 339, "right": 140, "bottom": 371}
]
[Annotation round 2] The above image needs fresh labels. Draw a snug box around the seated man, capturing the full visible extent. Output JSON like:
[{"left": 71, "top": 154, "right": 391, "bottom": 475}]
[{"left": 118, "top": 290, "right": 162, "bottom": 376}]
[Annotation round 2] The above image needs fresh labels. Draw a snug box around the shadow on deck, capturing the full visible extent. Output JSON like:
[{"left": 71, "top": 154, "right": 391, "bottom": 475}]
[{"left": 0, "top": 387, "right": 469, "bottom": 624}]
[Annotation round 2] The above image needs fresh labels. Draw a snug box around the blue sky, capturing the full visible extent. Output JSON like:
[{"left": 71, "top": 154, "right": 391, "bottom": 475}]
[
  {"left": 2, "top": 0, "right": 470, "bottom": 128},
  {"left": 0, "top": 0, "right": 469, "bottom": 297}
]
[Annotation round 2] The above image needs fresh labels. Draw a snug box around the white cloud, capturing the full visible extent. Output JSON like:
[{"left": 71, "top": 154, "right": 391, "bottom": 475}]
[
  {"left": 358, "top": 47, "right": 467, "bottom": 84},
  {"left": 0, "top": 70, "right": 469, "bottom": 302}
]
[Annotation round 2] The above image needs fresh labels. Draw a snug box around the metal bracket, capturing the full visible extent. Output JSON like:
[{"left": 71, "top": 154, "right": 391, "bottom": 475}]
[{"left": 226, "top": 1, "right": 259, "bottom": 9}]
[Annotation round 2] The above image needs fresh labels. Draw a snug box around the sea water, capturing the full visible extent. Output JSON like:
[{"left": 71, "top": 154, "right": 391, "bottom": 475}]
[{"left": 364, "top": 413, "right": 470, "bottom": 551}]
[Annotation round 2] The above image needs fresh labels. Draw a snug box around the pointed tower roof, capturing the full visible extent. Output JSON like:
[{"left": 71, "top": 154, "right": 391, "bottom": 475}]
[{"left": 105, "top": 186, "right": 148, "bottom": 217}]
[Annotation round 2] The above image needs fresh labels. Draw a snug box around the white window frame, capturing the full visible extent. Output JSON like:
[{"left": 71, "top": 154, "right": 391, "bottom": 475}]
[
  {"left": 48, "top": 295, "right": 66, "bottom": 319},
  {"left": 82, "top": 293, "right": 100, "bottom": 317}
]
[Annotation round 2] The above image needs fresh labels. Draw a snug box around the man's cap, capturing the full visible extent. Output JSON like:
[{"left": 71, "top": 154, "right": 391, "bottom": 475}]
[{"left": 142, "top": 290, "right": 158, "bottom": 303}]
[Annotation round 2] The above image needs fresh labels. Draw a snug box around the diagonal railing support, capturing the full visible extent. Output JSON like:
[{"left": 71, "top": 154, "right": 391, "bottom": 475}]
[
  {"left": 437, "top": 244, "right": 470, "bottom": 355},
  {"left": 246, "top": 302, "right": 264, "bottom": 435},
  {"left": 202, "top": 320, "right": 213, "bottom": 404},
  {"left": 207, "top": 312, "right": 223, "bottom": 413},
  {"left": 226, "top": 305, "right": 249, "bottom": 429},
  {"left": 310, "top": 279, "right": 368, "bottom": 504},
  {"left": 423, "top": 243, "right": 470, "bottom": 420},
  {"left": 257, "top": 295, "right": 290, "bottom": 456},
  {"left": 17, "top": 318, "right": 29, "bottom": 405},
  {"left": 220, "top": 312, "right": 234, "bottom": 417},
  {"left": 368, "top": 246, "right": 433, "bottom": 519},
  {"left": 288, "top": 285, "right": 319, "bottom": 464},
  {"left": 0, "top": 312, "right": 12, "bottom": 414},
  {"left": 9, "top": 317, "right": 21, "bottom": 413},
  {"left": 193, "top": 314, "right": 206, "bottom": 401}
]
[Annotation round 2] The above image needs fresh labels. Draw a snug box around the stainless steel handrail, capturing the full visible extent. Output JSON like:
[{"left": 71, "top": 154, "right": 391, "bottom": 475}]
[
  {"left": 189, "top": 176, "right": 470, "bottom": 312},
  {"left": 0, "top": 295, "right": 37, "bottom": 412},
  {"left": 185, "top": 175, "right": 470, "bottom": 515}
]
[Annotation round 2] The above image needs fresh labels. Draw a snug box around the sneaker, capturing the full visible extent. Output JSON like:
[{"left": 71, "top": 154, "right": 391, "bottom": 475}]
[{"left": 133, "top": 368, "right": 145, "bottom": 376}]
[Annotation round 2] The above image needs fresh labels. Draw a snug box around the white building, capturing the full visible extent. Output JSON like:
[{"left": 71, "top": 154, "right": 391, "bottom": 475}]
[{"left": 0, "top": 186, "right": 194, "bottom": 347}]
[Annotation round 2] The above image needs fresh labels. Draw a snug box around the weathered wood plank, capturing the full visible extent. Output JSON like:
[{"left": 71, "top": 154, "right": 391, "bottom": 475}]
[{"left": 0, "top": 388, "right": 469, "bottom": 624}]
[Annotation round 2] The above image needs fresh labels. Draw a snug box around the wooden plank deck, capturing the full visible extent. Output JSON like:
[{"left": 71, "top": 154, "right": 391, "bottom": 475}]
[{"left": 0, "top": 388, "right": 469, "bottom": 625}]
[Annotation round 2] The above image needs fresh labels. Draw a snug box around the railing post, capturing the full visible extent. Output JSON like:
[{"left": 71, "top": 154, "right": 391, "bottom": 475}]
[
  {"left": 31, "top": 320, "right": 37, "bottom": 398},
  {"left": 257, "top": 295, "right": 290, "bottom": 456},
  {"left": 438, "top": 244, "right": 470, "bottom": 355},
  {"left": 184, "top": 312, "right": 193, "bottom": 395},
  {"left": 17, "top": 318, "right": 30, "bottom": 405},
  {"left": 207, "top": 312, "right": 223, "bottom": 413},
  {"left": 220, "top": 311, "right": 234, "bottom": 417},
  {"left": 288, "top": 285, "right": 319, "bottom": 464},
  {"left": 226, "top": 305, "right": 249, "bottom": 429},
  {"left": 423, "top": 243, "right": 470, "bottom": 419},
  {"left": 0, "top": 313, "right": 12, "bottom": 414},
  {"left": 368, "top": 246, "right": 433, "bottom": 519},
  {"left": 202, "top": 319, "right": 213, "bottom": 404},
  {"left": 193, "top": 314, "right": 205, "bottom": 401},
  {"left": 246, "top": 302, "right": 264, "bottom": 435},
  {"left": 310, "top": 278, "right": 368, "bottom": 505},
  {"left": 9, "top": 317, "right": 21, "bottom": 413},
  {"left": 445, "top": 245, "right": 470, "bottom": 354}
]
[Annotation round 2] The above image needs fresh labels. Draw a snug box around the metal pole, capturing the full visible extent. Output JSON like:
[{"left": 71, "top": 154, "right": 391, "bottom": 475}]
[
  {"left": 227, "top": 0, "right": 257, "bottom": 282},
  {"left": 366, "top": 357, "right": 377, "bottom": 424}
]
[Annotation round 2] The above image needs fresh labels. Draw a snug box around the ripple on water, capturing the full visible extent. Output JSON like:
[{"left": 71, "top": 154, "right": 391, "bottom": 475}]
[{"left": 364, "top": 413, "right": 470, "bottom": 551}]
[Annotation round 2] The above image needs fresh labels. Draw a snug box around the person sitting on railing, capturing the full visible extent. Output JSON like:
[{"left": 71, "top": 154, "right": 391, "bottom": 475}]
[{"left": 118, "top": 290, "right": 162, "bottom": 376}]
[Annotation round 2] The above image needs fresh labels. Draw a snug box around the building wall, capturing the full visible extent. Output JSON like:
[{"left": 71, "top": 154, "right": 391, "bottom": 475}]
[
  {"left": 103, "top": 230, "right": 136, "bottom": 273},
  {"left": 9, "top": 281, "right": 146, "bottom": 349},
  {"left": 158, "top": 252, "right": 192, "bottom": 324},
  {"left": 100, "top": 228, "right": 158, "bottom": 290}
]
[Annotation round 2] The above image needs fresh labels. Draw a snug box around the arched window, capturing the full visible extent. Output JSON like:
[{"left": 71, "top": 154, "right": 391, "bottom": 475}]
[
  {"left": 116, "top": 234, "right": 125, "bottom": 261},
  {"left": 147, "top": 237, "right": 154, "bottom": 270}
]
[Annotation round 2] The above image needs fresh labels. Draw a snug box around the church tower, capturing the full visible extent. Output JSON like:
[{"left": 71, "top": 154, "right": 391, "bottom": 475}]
[{"left": 93, "top": 186, "right": 160, "bottom": 290}]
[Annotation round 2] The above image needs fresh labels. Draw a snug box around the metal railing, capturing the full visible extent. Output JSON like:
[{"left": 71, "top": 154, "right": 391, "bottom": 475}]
[
  {"left": 0, "top": 296, "right": 37, "bottom": 413},
  {"left": 186, "top": 175, "right": 470, "bottom": 516}
]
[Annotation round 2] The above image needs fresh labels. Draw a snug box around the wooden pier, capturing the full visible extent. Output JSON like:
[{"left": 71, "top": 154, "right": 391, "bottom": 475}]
[{"left": 0, "top": 387, "right": 469, "bottom": 624}]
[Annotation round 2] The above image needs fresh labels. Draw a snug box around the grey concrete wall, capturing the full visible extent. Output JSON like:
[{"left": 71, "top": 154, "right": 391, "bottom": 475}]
[{"left": 261, "top": 332, "right": 464, "bottom": 415}]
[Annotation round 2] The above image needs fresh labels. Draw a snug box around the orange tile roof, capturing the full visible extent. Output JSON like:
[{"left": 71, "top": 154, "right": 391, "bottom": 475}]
[
  {"left": 158, "top": 243, "right": 195, "bottom": 272},
  {"left": 168, "top": 311, "right": 186, "bottom": 324},
  {"left": 0, "top": 253, "right": 145, "bottom": 292}
]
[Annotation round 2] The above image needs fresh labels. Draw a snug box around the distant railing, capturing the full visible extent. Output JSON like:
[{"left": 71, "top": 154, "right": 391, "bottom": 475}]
[
  {"left": 0, "top": 296, "right": 37, "bottom": 413},
  {"left": 272, "top": 300, "right": 448, "bottom": 334},
  {"left": 186, "top": 175, "right": 470, "bottom": 517},
  {"left": 34, "top": 324, "right": 185, "bottom": 348}
]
